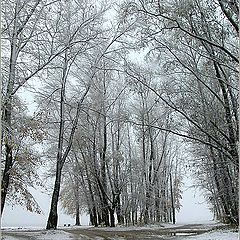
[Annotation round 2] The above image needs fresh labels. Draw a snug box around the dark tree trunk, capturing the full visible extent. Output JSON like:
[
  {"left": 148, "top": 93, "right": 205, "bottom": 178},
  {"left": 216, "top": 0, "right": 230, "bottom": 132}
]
[
  {"left": 1, "top": 1, "right": 18, "bottom": 215},
  {"left": 1, "top": 143, "right": 13, "bottom": 214},
  {"left": 81, "top": 144, "right": 98, "bottom": 227},
  {"left": 46, "top": 50, "right": 68, "bottom": 230},
  {"left": 75, "top": 201, "right": 80, "bottom": 226},
  {"left": 116, "top": 194, "right": 124, "bottom": 225},
  {"left": 90, "top": 212, "right": 94, "bottom": 225},
  {"left": 155, "top": 188, "right": 160, "bottom": 222},
  {"left": 91, "top": 206, "right": 98, "bottom": 227},
  {"left": 46, "top": 58, "right": 87, "bottom": 229},
  {"left": 144, "top": 190, "right": 150, "bottom": 224},
  {"left": 214, "top": 62, "right": 238, "bottom": 169},
  {"left": 170, "top": 173, "right": 176, "bottom": 224},
  {"left": 131, "top": 211, "right": 135, "bottom": 226},
  {"left": 99, "top": 114, "right": 110, "bottom": 227},
  {"left": 109, "top": 208, "right": 115, "bottom": 227},
  {"left": 46, "top": 162, "right": 62, "bottom": 229},
  {"left": 102, "top": 206, "right": 110, "bottom": 227}
]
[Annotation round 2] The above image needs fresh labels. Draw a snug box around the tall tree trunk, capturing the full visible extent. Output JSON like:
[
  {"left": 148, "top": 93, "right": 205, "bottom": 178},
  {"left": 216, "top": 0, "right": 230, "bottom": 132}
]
[
  {"left": 99, "top": 113, "right": 110, "bottom": 226},
  {"left": 116, "top": 194, "right": 124, "bottom": 225},
  {"left": 75, "top": 179, "right": 81, "bottom": 226},
  {"left": 75, "top": 201, "right": 80, "bottom": 226},
  {"left": 46, "top": 162, "right": 62, "bottom": 229},
  {"left": 46, "top": 98, "right": 84, "bottom": 229},
  {"left": 46, "top": 60, "right": 88, "bottom": 229},
  {"left": 109, "top": 207, "right": 115, "bottom": 227},
  {"left": 155, "top": 187, "right": 160, "bottom": 222},
  {"left": 46, "top": 50, "right": 68, "bottom": 229},
  {"left": 79, "top": 142, "right": 98, "bottom": 227},
  {"left": 169, "top": 173, "right": 176, "bottom": 224},
  {"left": 214, "top": 62, "right": 238, "bottom": 168},
  {"left": 1, "top": 1, "right": 18, "bottom": 215}
]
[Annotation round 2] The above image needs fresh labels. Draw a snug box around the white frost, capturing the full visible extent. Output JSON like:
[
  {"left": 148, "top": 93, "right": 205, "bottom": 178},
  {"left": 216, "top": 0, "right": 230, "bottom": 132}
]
[
  {"left": 2, "top": 230, "right": 75, "bottom": 240},
  {"left": 187, "top": 230, "right": 238, "bottom": 240}
]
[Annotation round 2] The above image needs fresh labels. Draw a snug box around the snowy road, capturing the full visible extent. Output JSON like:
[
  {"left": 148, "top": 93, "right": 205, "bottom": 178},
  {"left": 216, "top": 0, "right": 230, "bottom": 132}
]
[{"left": 1, "top": 224, "right": 238, "bottom": 240}]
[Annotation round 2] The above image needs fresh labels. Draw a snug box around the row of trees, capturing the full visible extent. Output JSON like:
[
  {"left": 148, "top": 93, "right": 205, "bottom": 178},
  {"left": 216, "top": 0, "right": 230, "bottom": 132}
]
[
  {"left": 125, "top": 0, "right": 238, "bottom": 224},
  {"left": 1, "top": 0, "right": 238, "bottom": 229},
  {"left": 57, "top": 65, "right": 183, "bottom": 226}
]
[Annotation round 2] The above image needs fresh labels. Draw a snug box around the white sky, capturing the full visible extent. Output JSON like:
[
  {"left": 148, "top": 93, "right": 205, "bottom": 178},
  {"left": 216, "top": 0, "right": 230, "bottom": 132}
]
[{"left": 176, "top": 176, "right": 213, "bottom": 223}]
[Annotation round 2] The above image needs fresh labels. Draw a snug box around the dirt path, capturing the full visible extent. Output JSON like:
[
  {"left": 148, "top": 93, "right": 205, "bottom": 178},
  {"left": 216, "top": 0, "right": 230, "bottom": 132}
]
[
  {"left": 1, "top": 223, "right": 224, "bottom": 240},
  {"left": 63, "top": 223, "right": 217, "bottom": 239}
]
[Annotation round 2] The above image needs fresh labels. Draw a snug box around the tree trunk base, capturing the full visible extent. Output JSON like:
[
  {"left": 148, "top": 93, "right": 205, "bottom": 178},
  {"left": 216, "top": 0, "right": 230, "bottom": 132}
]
[{"left": 46, "top": 211, "right": 58, "bottom": 230}]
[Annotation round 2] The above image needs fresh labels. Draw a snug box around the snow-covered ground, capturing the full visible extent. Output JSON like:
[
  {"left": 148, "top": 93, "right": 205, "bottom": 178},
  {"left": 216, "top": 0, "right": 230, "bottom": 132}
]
[
  {"left": 1, "top": 230, "right": 74, "bottom": 240},
  {"left": 187, "top": 230, "right": 238, "bottom": 240},
  {"left": 1, "top": 230, "right": 238, "bottom": 240},
  {"left": 1, "top": 227, "right": 238, "bottom": 240}
]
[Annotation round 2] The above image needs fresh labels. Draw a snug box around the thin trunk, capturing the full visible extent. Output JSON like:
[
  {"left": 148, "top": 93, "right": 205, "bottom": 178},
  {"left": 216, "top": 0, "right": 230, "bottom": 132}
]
[
  {"left": 170, "top": 173, "right": 176, "bottom": 224},
  {"left": 75, "top": 201, "right": 80, "bottom": 226},
  {"left": 116, "top": 194, "right": 124, "bottom": 225},
  {"left": 155, "top": 187, "right": 160, "bottom": 222},
  {"left": 210, "top": 146, "right": 230, "bottom": 221},
  {"left": 99, "top": 105, "right": 110, "bottom": 226},
  {"left": 46, "top": 75, "right": 89, "bottom": 229},
  {"left": 109, "top": 207, "right": 115, "bottom": 227},
  {"left": 46, "top": 51, "right": 68, "bottom": 229},
  {"left": 75, "top": 179, "right": 80, "bottom": 226},
  {"left": 79, "top": 142, "right": 98, "bottom": 227}
]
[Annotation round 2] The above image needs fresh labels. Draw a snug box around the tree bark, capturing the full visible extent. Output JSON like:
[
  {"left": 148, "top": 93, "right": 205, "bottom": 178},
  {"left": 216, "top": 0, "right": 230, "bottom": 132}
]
[
  {"left": 170, "top": 173, "right": 176, "bottom": 224},
  {"left": 109, "top": 208, "right": 115, "bottom": 227},
  {"left": 1, "top": 1, "right": 18, "bottom": 215},
  {"left": 46, "top": 162, "right": 62, "bottom": 229},
  {"left": 75, "top": 202, "right": 81, "bottom": 226},
  {"left": 46, "top": 51, "right": 89, "bottom": 228},
  {"left": 214, "top": 62, "right": 238, "bottom": 168},
  {"left": 46, "top": 50, "right": 68, "bottom": 229}
]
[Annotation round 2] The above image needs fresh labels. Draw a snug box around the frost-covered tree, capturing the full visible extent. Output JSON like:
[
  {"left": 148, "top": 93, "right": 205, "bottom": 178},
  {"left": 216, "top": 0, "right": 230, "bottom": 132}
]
[
  {"left": 1, "top": 0, "right": 60, "bottom": 215},
  {"left": 120, "top": 0, "right": 238, "bottom": 224}
]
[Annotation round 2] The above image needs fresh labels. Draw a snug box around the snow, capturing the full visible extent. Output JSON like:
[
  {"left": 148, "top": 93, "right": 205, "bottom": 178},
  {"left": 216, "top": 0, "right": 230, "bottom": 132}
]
[
  {"left": 187, "top": 230, "right": 238, "bottom": 240},
  {"left": 1, "top": 237, "right": 16, "bottom": 240},
  {"left": 1, "top": 226, "right": 238, "bottom": 240},
  {"left": 1, "top": 230, "right": 75, "bottom": 240}
]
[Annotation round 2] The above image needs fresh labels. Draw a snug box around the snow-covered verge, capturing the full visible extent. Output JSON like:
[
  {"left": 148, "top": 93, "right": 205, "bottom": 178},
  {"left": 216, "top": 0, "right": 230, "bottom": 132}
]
[
  {"left": 187, "top": 230, "right": 238, "bottom": 240},
  {"left": 1, "top": 230, "right": 75, "bottom": 240},
  {"left": 1, "top": 227, "right": 238, "bottom": 240}
]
